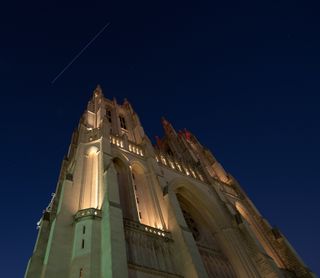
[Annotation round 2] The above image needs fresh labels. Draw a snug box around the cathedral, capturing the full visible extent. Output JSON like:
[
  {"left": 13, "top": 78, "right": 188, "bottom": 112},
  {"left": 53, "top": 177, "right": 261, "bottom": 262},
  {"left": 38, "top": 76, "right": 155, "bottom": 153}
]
[{"left": 25, "top": 86, "right": 315, "bottom": 278}]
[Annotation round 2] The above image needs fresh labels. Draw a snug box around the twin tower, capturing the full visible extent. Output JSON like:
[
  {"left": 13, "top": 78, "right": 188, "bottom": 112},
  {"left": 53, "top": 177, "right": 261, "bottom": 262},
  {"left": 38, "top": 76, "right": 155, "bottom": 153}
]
[{"left": 25, "top": 86, "right": 314, "bottom": 278}]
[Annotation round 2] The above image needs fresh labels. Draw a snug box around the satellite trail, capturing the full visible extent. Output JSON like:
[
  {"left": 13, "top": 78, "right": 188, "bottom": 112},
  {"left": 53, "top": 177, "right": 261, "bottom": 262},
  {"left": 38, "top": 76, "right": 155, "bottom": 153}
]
[{"left": 51, "top": 22, "right": 110, "bottom": 84}]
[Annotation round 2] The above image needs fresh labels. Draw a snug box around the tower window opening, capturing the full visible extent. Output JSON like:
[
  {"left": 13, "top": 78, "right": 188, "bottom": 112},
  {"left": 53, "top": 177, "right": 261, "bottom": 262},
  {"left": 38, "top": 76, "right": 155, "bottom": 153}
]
[
  {"left": 106, "top": 110, "right": 112, "bottom": 123},
  {"left": 181, "top": 207, "right": 200, "bottom": 241},
  {"left": 136, "top": 197, "right": 139, "bottom": 204},
  {"left": 82, "top": 226, "right": 85, "bottom": 234},
  {"left": 119, "top": 116, "right": 127, "bottom": 129},
  {"left": 81, "top": 239, "right": 85, "bottom": 249},
  {"left": 139, "top": 211, "right": 142, "bottom": 219}
]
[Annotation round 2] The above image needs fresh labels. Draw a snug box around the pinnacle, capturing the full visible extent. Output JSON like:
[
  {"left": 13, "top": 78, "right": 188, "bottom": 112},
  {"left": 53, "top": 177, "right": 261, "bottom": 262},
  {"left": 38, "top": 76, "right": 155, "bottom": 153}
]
[{"left": 93, "top": 84, "right": 103, "bottom": 97}]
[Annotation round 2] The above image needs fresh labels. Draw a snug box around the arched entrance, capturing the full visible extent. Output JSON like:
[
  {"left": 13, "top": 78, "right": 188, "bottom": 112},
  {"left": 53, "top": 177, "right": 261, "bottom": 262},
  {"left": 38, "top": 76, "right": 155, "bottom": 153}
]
[{"left": 175, "top": 190, "right": 237, "bottom": 277}]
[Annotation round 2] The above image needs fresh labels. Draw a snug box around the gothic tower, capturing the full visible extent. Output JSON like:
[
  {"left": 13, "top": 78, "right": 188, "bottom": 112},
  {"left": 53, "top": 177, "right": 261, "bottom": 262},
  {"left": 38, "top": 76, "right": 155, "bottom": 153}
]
[{"left": 25, "top": 86, "right": 315, "bottom": 278}]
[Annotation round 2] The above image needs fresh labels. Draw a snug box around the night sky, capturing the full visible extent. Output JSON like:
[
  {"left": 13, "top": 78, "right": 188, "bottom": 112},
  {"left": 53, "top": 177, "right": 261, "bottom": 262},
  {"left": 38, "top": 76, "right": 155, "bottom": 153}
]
[{"left": 1, "top": 1, "right": 319, "bottom": 276}]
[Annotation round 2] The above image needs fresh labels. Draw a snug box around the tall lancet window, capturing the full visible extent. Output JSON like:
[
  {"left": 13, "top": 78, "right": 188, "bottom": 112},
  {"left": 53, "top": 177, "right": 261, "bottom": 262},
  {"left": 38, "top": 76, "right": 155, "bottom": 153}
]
[
  {"left": 131, "top": 164, "right": 163, "bottom": 229},
  {"left": 80, "top": 146, "right": 100, "bottom": 209},
  {"left": 114, "top": 158, "right": 138, "bottom": 221}
]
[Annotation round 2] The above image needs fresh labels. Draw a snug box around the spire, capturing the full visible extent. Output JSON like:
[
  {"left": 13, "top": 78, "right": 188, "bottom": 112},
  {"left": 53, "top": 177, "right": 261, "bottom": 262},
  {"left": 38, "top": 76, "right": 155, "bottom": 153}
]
[
  {"left": 183, "top": 128, "right": 192, "bottom": 141},
  {"left": 161, "top": 117, "right": 177, "bottom": 137},
  {"left": 123, "top": 98, "right": 133, "bottom": 113},
  {"left": 93, "top": 84, "right": 103, "bottom": 98},
  {"left": 155, "top": 135, "right": 163, "bottom": 148},
  {"left": 113, "top": 96, "right": 117, "bottom": 105},
  {"left": 86, "top": 85, "right": 105, "bottom": 128}
]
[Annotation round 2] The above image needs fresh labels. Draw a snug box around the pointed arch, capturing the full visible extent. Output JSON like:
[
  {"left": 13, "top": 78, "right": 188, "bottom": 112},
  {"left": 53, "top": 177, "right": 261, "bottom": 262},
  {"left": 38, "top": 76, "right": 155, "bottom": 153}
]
[
  {"left": 169, "top": 178, "right": 237, "bottom": 277},
  {"left": 169, "top": 177, "right": 227, "bottom": 230}
]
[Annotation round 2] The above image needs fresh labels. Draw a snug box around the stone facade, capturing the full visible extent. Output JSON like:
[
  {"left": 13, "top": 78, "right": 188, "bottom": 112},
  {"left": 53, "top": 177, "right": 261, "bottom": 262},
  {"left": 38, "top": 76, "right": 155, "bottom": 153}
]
[{"left": 25, "top": 86, "right": 316, "bottom": 278}]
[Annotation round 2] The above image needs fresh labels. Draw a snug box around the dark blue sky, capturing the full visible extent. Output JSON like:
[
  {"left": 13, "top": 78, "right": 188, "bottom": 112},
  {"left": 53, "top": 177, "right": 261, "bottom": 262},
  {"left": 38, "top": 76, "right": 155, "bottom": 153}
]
[{"left": 1, "top": 1, "right": 319, "bottom": 276}]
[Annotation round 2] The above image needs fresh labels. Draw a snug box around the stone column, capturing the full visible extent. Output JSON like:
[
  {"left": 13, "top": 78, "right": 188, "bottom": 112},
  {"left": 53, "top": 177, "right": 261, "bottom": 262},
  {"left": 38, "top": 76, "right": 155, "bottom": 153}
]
[{"left": 101, "top": 159, "right": 128, "bottom": 277}]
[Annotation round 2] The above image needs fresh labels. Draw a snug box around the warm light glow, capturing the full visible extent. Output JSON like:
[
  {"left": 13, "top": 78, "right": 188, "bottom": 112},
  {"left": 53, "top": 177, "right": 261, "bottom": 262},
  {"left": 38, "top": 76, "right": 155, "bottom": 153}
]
[
  {"left": 132, "top": 165, "right": 164, "bottom": 231},
  {"left": 87, "top": 146, "right": 99, "bottom": 155},
  {"left": 160, "top": 156, "right": 167, "bottom": 165},
  {"left": 80, "top": 146, "right": 100, "bottom": 210},
  {"left": 190, "top": 169, "right": 196, "bottom": 178},
  {"left": 184, "top": 168, "right": 190, "bottom": 176},
  {"left": 197, "top": 172, "right": 204, "bottom": 181}
]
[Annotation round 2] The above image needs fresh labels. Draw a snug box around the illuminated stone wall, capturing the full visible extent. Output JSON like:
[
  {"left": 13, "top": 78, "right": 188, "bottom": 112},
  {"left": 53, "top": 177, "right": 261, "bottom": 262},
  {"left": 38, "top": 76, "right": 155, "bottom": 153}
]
[{"left": 25, "top": 86, "right": 315, "bottom": 278}]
